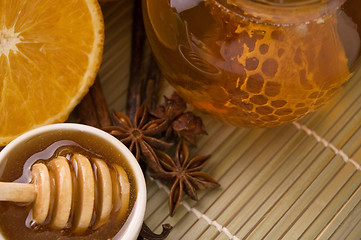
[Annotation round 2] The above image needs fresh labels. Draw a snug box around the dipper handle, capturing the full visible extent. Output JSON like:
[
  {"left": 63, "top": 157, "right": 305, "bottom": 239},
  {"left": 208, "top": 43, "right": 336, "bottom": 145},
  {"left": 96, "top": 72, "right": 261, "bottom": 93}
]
[{"left": 0, "top": 182, "right": 36, "bottom": 203}]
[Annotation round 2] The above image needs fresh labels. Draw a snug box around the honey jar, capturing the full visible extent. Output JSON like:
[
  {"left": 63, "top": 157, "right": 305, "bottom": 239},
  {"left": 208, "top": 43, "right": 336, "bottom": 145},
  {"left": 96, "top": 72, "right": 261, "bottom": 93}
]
[{"left": 143, "top": 0, "right": 361, "bottom": 127}]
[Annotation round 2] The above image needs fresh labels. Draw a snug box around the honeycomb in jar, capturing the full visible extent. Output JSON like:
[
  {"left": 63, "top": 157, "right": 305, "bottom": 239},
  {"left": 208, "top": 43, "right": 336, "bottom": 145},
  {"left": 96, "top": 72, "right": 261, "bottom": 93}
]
[{"left": 198, "top": 0, "right": 352, "bottom": 127}]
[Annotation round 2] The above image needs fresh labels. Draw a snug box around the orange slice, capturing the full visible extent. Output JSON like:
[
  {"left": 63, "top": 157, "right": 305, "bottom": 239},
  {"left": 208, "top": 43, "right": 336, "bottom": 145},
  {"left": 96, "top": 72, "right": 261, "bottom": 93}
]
[{"left": 0, "top": 0, "right": 104, "bottom": 145}]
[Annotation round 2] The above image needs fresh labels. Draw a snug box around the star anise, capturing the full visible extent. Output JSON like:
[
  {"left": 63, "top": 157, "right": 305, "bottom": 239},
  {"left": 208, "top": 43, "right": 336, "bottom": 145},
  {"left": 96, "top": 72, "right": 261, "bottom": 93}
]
[
  {"left": 101, "top": 93, "right": 218, "bottom": 216},
  {"left": 152, "top": 141, "right": 220, "bottom": 216},
  {"left": 172, "top": 112, "right": 208, "bottom": 145},
  {"left": 102, "top": 104, "right": 172, "bottom": 171},
  {"left": 150, "top": 92, "right": 207, "bottom": 145},
  {"left": 150, "top": 92, "right": 187, "bottom": 136}
]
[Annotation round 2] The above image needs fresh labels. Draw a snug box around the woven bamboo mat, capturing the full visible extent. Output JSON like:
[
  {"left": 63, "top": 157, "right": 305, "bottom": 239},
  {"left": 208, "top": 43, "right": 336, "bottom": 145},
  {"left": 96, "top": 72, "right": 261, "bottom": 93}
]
[{"left": 98, "top": 1, "right": 361, "bottom": 239}]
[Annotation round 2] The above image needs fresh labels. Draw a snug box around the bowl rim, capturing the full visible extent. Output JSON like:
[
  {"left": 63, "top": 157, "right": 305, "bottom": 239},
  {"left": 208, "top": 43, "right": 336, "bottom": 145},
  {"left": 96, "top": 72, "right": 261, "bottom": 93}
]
[{"left": 0, "top": 123, "right": 147, "bottom": 240}]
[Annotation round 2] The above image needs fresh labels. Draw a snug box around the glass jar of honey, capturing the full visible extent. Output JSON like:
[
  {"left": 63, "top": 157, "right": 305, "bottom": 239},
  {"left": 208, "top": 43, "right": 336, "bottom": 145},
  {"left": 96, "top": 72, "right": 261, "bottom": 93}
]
[{"left": 142, "top": 0, "right": 361, "bottom": 127}]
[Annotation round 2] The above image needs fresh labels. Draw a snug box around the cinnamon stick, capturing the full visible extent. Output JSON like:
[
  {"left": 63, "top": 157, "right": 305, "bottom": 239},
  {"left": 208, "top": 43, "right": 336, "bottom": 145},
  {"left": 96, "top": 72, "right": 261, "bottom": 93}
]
[
  {"left": 144, "top": 53, "right": 161, "bottom": 110},
  {"left": 90, "top": 76, "right": 112, "bottom": 127},
  {"left": 76, "top": 75, "right": 111, "bottom": 128},
  {"left": 76, "top": 89, "right": 100, "bottom": 128},
  {"left": 127, "top": 0, "right": 146, "bottom": 120}
]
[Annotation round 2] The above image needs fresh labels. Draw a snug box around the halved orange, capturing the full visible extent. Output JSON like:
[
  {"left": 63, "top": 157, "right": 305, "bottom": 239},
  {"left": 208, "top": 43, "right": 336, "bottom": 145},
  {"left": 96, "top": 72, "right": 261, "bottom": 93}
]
[{"left": 0, "top": 0, "right": 104, "bottom": 145}]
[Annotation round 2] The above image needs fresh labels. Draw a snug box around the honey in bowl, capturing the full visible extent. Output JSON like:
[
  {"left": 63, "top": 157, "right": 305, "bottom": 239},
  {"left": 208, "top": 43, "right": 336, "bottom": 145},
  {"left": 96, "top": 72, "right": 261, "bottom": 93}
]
[
  {"left": 0, "top": 124, "right": 145, "bottom": 240},
  {"left": 143, "top": 0, "right": 361, "bottom": 127}
]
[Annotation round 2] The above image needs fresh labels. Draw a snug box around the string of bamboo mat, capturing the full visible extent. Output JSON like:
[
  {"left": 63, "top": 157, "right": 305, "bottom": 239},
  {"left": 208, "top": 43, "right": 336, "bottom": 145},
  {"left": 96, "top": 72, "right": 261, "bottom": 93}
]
[{"left": 97, "top": 1, "right": 361, "bottom": 239}]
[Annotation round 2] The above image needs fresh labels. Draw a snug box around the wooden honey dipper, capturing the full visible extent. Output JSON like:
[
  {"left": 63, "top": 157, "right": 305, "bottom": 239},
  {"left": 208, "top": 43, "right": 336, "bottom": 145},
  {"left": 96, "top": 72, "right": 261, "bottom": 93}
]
[{"left": 0, "top": 153, "right": 130, "bottom": 234}]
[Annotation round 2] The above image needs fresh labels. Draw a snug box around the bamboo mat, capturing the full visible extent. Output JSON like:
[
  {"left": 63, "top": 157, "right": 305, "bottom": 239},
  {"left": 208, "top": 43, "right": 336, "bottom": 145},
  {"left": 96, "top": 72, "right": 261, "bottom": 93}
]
[{"left": 98, "top": 1, "right": 361, "bottom": 239}]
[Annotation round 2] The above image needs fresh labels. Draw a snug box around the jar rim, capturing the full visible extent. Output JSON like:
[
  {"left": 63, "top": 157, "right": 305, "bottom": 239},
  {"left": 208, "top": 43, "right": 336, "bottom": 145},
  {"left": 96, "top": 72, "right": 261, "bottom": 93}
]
[
  {"left": 238, "top": 0, "right": 331, "bottom": 7},
  {"left": 214, "top": 0, "right": 346, "bottom": 25}
]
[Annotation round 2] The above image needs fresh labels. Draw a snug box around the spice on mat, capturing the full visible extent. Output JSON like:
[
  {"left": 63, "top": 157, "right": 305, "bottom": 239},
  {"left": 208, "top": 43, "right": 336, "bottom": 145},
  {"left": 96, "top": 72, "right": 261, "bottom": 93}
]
[
  {"left": 100, "top": 90, "right": 219, "bottom": 216},
  {"left": 137, "top": 223, "right": 173, "bottom": 240},
  {"left": 150, "top": 92, "right": 207, "bottom": 145},
  {"left": 152, "top": 141, "right": 220, "bottom": 216},
  {"left": 102, "top": 104, "right": 172, "bottom": 171},
  {"left": 126, "top": 0, "right": 146, "bottom": 120},
  {"left": 78, "top": 83, "right": 220, "bottom": 216},
  {"left": 76, "top": 75, "right": 112, "bottom": 129}
]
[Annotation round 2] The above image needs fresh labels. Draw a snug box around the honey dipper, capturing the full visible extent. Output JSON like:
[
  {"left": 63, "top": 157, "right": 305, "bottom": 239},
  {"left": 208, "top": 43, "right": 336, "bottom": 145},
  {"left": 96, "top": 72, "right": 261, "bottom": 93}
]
[{"left": 0, "top": 153, "right": 130, "bottom": 233}]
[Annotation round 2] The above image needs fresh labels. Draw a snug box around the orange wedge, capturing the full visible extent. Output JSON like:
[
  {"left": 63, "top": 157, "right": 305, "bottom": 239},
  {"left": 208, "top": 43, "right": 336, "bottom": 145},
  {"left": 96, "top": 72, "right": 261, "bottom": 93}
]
[{"left": 0, "top": 0, "right": 104, "bottom": 145}]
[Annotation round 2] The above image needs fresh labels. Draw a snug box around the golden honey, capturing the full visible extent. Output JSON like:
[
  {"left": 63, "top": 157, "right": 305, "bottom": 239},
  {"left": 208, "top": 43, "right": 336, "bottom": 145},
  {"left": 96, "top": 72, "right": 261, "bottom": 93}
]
[{"left": 143, "top": 0, "right": 361, "bottom": 127}]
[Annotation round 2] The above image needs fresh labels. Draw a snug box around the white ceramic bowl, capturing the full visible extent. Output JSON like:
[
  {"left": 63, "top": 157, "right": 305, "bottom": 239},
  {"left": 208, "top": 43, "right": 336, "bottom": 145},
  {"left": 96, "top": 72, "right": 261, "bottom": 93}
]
[{"left": 0, "top": 123, "right": 146, "bottom": 240}]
